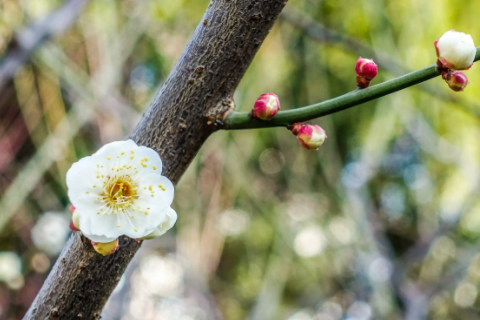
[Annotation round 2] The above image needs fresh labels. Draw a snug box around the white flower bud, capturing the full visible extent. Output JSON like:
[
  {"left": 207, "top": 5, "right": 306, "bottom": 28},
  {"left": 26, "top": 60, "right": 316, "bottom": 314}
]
[{"left": 435, "top": 30, "right": 476, "bottom": 70}]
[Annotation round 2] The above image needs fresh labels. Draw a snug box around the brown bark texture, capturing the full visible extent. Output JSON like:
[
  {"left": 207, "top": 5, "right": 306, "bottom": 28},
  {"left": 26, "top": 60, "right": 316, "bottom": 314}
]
[{"left": 23, "top": 0, "right": 288, "bottom": 319}]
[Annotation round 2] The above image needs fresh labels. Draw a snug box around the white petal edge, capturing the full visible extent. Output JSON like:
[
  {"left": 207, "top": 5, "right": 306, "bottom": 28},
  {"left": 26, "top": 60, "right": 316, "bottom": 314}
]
[
  {"left": 137, "top": 174, "right": 174, "bottom": 207},
  {"left": 83, "top": 232, "right": 117, "bottom": 243},
  {"left": 140, "top": 207, "right": 177, "bottom": 240}
]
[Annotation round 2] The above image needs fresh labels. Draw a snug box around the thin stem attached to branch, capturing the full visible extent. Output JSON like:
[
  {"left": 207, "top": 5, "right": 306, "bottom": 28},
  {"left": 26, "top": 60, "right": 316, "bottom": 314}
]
[{"left": 223, "top": 47, "right": 480, "bottom": 131}]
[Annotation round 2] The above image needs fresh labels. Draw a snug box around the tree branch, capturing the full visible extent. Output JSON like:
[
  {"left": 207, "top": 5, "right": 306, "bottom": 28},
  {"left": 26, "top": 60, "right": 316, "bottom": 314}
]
[
  {"left": 223, "top": 48, "right": 480, "bottom": 130},
  {"left": 23, "top": 1, "right": 289, "bottom": 319},
  {"left": 280, "top": 7, "right": 404, "bottom": 74},
  {"left": 0, "top": 0, "right": 89, "bottom": 93}
]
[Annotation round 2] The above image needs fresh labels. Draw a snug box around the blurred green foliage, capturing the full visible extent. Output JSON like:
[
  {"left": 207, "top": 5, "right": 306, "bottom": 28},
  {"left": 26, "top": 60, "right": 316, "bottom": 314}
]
[{"left": 1, "top": 0, "right": 480, "bottom": 319}]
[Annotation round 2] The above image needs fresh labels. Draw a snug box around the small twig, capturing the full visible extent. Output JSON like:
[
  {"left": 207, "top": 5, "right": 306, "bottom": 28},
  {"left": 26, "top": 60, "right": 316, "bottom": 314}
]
[
  {"left": 223, "top": 48, "right": 480, "bottom": 130},
  {"left": 0, "top": 0, "right": 89, "bottom": 93},
  {"left": 280, "top": 8, "right": 405, "bottom": 75}
]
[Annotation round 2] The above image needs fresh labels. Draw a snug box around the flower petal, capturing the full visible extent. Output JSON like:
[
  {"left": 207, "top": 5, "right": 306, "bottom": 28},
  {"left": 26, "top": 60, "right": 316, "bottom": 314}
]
[
  {"left": 86, "top": 211, "right": 125, "bottom": 241},
  {"left": 93, "top": 140, "right": 138, "bottom": 158},
  {"left": 161, "top": 207, "right": 177, "bottom": 234},
  {"left": 66, "top": 157, "right": 106, "bottom": 236},
  {"left": 140, "top": 207, "right": 177, "bottom": 240},
  {"left": 137, "top": 174, "right": 174, "bottom": 206},
  {"left": 134, "top": 145, "right": 163, "bottom": 174},
  {"left": 84, "top": 232, "right": 117, "bottom": 243}
]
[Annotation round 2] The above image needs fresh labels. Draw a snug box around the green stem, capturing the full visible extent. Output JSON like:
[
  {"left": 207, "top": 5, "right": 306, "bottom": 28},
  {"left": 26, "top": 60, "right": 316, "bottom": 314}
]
[{"left": 223, "top": 47, "right": 480, "bottom": 130}]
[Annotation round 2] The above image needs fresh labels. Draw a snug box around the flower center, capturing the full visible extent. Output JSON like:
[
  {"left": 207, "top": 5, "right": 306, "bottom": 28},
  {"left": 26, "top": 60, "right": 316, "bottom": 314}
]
[{"left": 101, "top": 175, "right": 138, "bottom": 213}]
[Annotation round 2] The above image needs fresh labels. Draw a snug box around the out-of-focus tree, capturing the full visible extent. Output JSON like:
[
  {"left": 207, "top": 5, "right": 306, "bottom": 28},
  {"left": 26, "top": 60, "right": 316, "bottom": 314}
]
[{"left": 1, "top": 0, "right": 480, "bottom": 320}]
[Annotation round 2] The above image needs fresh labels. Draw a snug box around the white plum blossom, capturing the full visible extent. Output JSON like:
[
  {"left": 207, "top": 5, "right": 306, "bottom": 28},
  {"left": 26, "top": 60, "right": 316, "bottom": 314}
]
[
  {"left": 66, "top": 140, "right": 176, "bottom": 243},
  {"left": 435, "top": 30, "right": 476, "bottom": 70}
]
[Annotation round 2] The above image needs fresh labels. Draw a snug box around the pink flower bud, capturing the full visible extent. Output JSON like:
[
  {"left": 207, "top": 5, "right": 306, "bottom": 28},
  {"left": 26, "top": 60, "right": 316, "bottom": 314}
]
[
  {"left": 91, "top": 239, "right": 119, "bottom": 256},
  {"left": 445, "top": 71, "right": 469, "bottom": 92},
  {"left": 252, "top": 93, "right": 281, "bottom": 121},
  {"left": 297, "top": 125, "right": 327, "bottom": 150},
  {"left": 69, "top": 205, "right": 80, "bottom": 232},
  {"left": 355, "top": 57, "right": 378, "bottom": 88},
  {"left": 290, "top": 122, "right": 306, "bottom": 136},
  {"left": 69, "top": 220, "right": 80, "bottom": 232},
  {"left": 435, "top": 30, "right": 476, "bottom": 70},
  {"left": 69, "top": 204, "right": 75, "bottom": 213}
]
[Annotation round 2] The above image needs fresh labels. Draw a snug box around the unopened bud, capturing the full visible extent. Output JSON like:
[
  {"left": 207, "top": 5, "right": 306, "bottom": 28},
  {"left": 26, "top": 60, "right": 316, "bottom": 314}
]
[
  {"left": 252, "top": 93, "right": 281, "bottom": 121},
  {"left": 91, "top": 239, "right": 119, "bottom": 256},
  {"left": 69, "top": 205, "right": 80, "bottom": 232},
  {"left": 435, "top": 30, "right": 476, "bottom": 70},
  {"left": 69, "top": 220, "right": 80, "bottom": 232},
  {"left": 355, "top": 57, "right": 378, "bottom": 88},
  {"left": 297, "top": 125, "right": 327, "bottom": 150},
  {"left": 445, "top": 71, "right": 469, "bottom": 91}
]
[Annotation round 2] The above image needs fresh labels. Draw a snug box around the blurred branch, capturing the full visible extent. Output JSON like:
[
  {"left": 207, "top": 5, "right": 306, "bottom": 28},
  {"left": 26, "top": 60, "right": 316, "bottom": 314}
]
[
  {"left": 400, "top": 240, "right": 478, "bottom": 320},
  {"left": 280, "top": 8, "right": 480, "bottom": 120},
  {"left": 0, "top": 99, "right": 94, "bottom": 234},
  {"left": 224, "top": 47, "right": 480, "bottom": 130},
  {"left": 248, "top": 237, "right": 292, "bottom": 320},
  {"left": 0, "top": 0, "right": 89, "bottom": 93},
  {"left": 280, "top": 8, "right": 405, "bottom": 74},
  {"left": 182, "top": 260, "right": 224, "bottom": 320}
]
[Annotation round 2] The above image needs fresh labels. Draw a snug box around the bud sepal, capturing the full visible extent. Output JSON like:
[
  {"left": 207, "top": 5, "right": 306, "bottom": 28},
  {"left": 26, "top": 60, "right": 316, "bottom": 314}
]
[
  {"left": 290, "top": 122, "right": 306, "bottom": 136},
  {"left": 91, "top": 239, "right": 119, "bottom": 256},
  {"left": 444, "top": 70, "right": 469, "bottom": 92}
]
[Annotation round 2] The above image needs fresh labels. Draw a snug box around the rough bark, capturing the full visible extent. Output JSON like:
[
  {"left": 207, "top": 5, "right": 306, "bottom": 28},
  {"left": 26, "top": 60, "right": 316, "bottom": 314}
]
[{"left": 23, "top": 0, "right": 288, "bottom": 319}]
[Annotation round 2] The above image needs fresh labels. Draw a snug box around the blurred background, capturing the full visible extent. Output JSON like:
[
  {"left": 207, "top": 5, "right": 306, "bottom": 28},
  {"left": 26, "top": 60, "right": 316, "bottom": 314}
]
[{"left": 1, "top": 0, "right": 480, "bottom": 319}]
